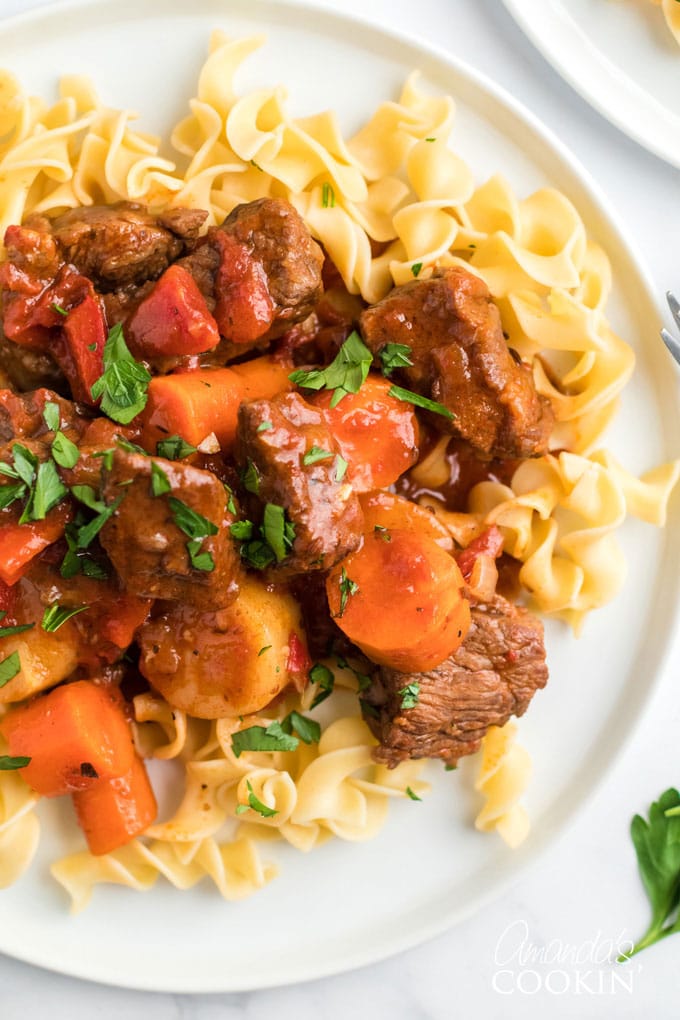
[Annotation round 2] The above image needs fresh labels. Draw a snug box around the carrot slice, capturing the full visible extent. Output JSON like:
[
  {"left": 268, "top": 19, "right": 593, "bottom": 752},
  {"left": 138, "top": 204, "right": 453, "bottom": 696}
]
[
  {"left": 326, "top": 528, "right": 470, "bottom": 673},
  {"left": 0, "top": 679, "right": 135, "bottom": 797},
  {"left": 73, "top": 753, "right": 157, "bottom": 855}
]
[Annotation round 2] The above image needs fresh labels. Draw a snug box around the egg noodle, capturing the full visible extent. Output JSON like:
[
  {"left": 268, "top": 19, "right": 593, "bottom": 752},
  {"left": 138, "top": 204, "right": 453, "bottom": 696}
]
[
  {"left": 648, "top": 0, "right": 680, "bottom": 44},
  {"left": 0, "top": 32, "right": 676, "bottom": 909}
]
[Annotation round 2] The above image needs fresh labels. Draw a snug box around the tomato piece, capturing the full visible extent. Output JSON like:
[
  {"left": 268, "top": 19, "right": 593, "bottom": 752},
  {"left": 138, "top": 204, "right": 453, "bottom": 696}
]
[
  {"left": 455, "top": 525, "right": 504, "bottom": 580},
  {"left": 127, "top": 264, "right": 220, "bottom": 357},
  {"left": 212, "top": 230, "right": 275, "bottom": 344},
  {"left": 60, "top": 290, "right": 107, "bottom": 404}
]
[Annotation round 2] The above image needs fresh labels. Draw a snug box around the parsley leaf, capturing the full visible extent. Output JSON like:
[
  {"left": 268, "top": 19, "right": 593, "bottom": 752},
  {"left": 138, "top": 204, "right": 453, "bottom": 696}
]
[
  {"left": 0, "top": 755, "right": 30, "bottom": 771},
  {"left": 289, "top": 331, "right": 373, "bottom": 408},
  {"left": 70, "top": 487, "right": 124, "bottom": 549},
  {"left": 168, "top": 496, "right": 218, "bottom": 573},
  {"left": 411, "top": 262, "right": 423, "bottom": 277},
  {"left": 379, "top": 343, "right": 414, "bottom": 376},
  {"left": 387, "top": 384, "right": 454, "bottom": 421},
  {"left": 281, "top": 711, "right": 321, "bottom": 745},
  {"left": 618, "top": 788, "right": 680, "bottom": 961},
  {"left": 0, "top": 481, "right": 27, "bottom": 510},
  {"left": 156, "top": 436, "right": 197, "bottom": 460},
  {"left": 256, "top": 421, "right": 273, "bottom": 433},
  {"left": 90, "top": 322, "right": 151, "bottom": 424},
  {"left": 11, "top": 444, "right": 38, "bottom": 487},
  {"left": 262, "top": 503, "right": 295, "bottom": 563},
  {"left": 236, "top": 779, "right": 278, "bottom": 818},
  {"left": 309, "top": 662, "right": 335, "bottom": 708},
  {"left": 150, "top": 462, "right": 172, "bottom": 497},
  {"left": 41, "top": 604, "right": 89, "bottom": 633},
  {"left": 0, "top": 612, "right": 34, "bottom": 639},
  {"left": 303, "top": 446, "right": 333, "bottom": 466},
  {"left": 51, "top": 431, "right": 80, "bottom": 469},
  {"left": 43, "top": 401, "right": 61, "bottom": 432},
  {"left": 20, "top": 460, "right": 67, "bottom": 523},
  {"left": 406, "top": 786, "right": 422, "bottom": 801},
  {"left": 399, "top": 681, "right": 420, "bottom": 710},
  {"left": 231, "top": 721, "right": 299, "bottom": 758},
  {"left": 230, "top": 519, "right": 254, "bottom": 541},
  {"left": 241, "top": 459, "right": 260, "bottom": 495},
  {"left": 321, "top": 182, "right": 336, "bottom": 208},
  {"left": 334, "top": 455, "right": 349, "bottom": 483},
  {"left": 337, "top": 566, "right": 359, "bottom": 617},
  {"left": 0, "top": 651, "right": 21, "bottom": 688}
]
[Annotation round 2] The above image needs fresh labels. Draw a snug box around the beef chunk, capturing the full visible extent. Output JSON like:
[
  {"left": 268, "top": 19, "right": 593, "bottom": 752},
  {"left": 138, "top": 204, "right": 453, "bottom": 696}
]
[
  {"left": 179, "top": 198, "right": 324, "bottom": 344},
  {"left": 0, "top": 334, "right": 66, "bottom": 394},
  {"left": 98, "top": 450, "right": 240, "bottom": 610},
  {"left": 236, "top": 391, "right": 363, "bottom": 574},
  {"left": 25, "top": 202, "right": 208, "bottom": 291},
  {"left": 0, "top": 388, "right": 84, "bottom": 449},
  {"left": 360, "top": 266, "right": 554, "bottom": 459},
  {"left": 365, "top": 593, "right": 548, "bottom": 767}
]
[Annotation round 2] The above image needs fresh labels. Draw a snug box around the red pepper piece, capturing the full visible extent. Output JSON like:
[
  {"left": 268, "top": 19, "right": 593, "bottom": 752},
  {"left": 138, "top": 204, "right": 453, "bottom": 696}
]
[
  {"left": 212, "top": 230, "right": 275, "bottom": 344},
  {"left": 0, "top": 502, "right": 73, "bottom": 586},
  {"left": 127, "top": 264, "right": 220, "bottom": 358}
]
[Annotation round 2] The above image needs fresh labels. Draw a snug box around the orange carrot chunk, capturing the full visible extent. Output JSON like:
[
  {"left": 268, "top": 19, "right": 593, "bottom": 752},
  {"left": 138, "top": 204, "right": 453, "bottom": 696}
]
[
  {"left": 326, "top": 529, "right": 471, "bottom": 674},
  {"left": 310, "top": 375, "right": 419, "bottom": 492},
  {"left": 73, "top": 753, "right": 157, "bottom": 856},
  {"left": 0, "top": 679, "right": 135, "bottom": 797},
  {"left": 140, "top": 356, "right": 293, "bottom": 452}
]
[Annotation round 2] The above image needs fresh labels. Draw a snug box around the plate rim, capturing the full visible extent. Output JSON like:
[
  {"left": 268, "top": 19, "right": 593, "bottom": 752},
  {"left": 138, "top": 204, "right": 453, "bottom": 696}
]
[
  {"left": 500, "top": 0, "right": 680, "bottom": 169},
  {"left": 0, "top": 0, "right": 679, "bottom": 993}
]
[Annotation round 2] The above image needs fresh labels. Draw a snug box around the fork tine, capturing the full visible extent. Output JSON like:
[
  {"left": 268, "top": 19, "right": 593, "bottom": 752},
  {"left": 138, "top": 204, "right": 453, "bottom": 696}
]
[
  {"left": 666, "top": 291, "right": 680, "bottom": 333},
  {"left": 660, "top": 327, "right": 680, "bottom": 366}
]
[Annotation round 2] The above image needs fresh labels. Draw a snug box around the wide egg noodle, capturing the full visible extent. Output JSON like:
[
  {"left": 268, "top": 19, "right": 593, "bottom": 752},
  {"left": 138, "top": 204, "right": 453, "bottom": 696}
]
[
  {"left": 0, "top": 734, "right": 40, "bottom": 888},
  {"left": 474, "top": 723, "right": 532, "bottom": 849}
]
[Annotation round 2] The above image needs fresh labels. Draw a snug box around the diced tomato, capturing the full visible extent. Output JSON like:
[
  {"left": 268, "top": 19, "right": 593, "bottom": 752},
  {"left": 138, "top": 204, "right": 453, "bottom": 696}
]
[
  {"left": 127, "top": 264, "right": 220, "bottom": 357},
  {"left": 212, "top": 230, "right": 275, "bottom": 344},
  {"left": 1, "top": 262, "right": 92, "bottom": 350},
  {"left": 286, "top": 631, "right": 312, "bottom": 678},
  {"left": 59, "top": 290, "right": 107, "bottom": 404},
  {"left": 0, "top": 576, "right": 16, "bottom": 617},
  {"left": 455, "top": 525, "right": 505, "bottom": 581},
  {"left": 0, "top": 502, "right": 73, "bottom": 586}
]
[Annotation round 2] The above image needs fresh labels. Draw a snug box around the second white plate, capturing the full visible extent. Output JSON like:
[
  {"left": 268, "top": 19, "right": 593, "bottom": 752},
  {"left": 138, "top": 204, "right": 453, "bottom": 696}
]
[{"left": 502, "top": 0, "right": 680, "bottom": 168}]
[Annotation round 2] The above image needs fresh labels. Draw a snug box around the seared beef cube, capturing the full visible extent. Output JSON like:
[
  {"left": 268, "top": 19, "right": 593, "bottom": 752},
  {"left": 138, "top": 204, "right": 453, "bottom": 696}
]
[
  {"left": 236, "top": 391, "right": 363, "bottom": 574},
  {"left": 360, "top": 266, "right": 554, "bottom": 459},
  {"left": 25, "top": 202, "right": 208, "bottom": 291},
  {"left": 0, "top": 388, "right": 84, "bottom": 448},
  {"left": 179, "top": 198, "right": 324, "bottom": 344},
  {"left": 99, "top": 450, "right": 239, "bottom": 609},
  {"left": 365, "top": 593, "right": 548, "bottom": 767}
]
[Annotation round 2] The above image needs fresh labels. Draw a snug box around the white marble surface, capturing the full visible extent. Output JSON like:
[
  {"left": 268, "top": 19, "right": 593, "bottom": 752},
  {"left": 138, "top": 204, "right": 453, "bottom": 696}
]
[{"left": 1, "top": 0, "right": 679, "bottom": 1016}]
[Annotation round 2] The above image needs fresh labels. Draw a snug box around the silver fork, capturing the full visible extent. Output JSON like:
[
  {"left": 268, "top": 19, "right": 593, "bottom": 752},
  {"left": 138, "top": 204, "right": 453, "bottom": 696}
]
[{"left": 661, "top": 291, "right": 680, "bottom": 366}]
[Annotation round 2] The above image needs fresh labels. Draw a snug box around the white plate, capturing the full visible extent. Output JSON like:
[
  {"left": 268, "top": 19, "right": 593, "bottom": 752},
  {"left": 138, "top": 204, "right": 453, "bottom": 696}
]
[
  {"left": 0, "top": 0, "right": 679, "bottom": 994},
  {"left": 501, "top": 0, "right": 680, "bottom": 168}
]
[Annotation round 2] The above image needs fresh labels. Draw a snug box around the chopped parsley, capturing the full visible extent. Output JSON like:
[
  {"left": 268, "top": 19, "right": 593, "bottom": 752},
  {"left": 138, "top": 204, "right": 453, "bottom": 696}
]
[
  {"left": 0, "top": 612, "right": 34, "bottom": 639},
  {"left": 52, "top": 302, "right": 68, "bottom": 317},
  {"left": 337, "top": 566, "right": 359, "bottom": 617},
  {"left": 42, "top": 402, "right": 61, "bottom": 432},
  {"left": 0, "top": 481, "right": 27, "bottom": 511},
  {"left": 150, "top": 462, "right": 172, "bottom": 497},
  {"left": 321, "top": 182, "right": 336, "bottom": 208},
  {"left": 0, "top": 755, "right": 30, "bottom": 771},
  {"left": 334, "top": 455, "right": 349, "bottom": 483},
  {"left": 406, "top": 786, "right": 422, "bottom": 801},
  {"left": 231, "top": 721, "right": 299, "bottom": 758},
  {"left": 289, "top": 331, "right": 373, "bottom": 408},
  {"left": 257, "top": 645, "right": 272, "bottom": 657},
  {"left": 309, "top": 662, "right": 335, "bottom": 708},
  {"left": 232, "top": 504, "right": 295, "bottom": 569},
  {"left": 399, "top": 681, "right": 420, "bottom": 710},
  {"left": 90, "top": 322, "right": 151, "bottom": 425},
  {"left": 235, "top": 780, "right": 278, "bottom": 818},
  {"left": 42, "top": 604, "right": 89, "bottom": 633},
  {"left": 374, "top": 524, "right": 391, "bottom": 542},
  {"left": 156, "top": 436, "right": 197, "bottom": 460},
  {"left": 69, "top": 485, "right": 124, "bottom": 549},
  {"left": 303, "top": 446, "right": 333, "bottom": 466},
  {"left": 50, "top": 431, "right": 80, "bottom": 469},
  {"left": 281, "top": 711, "right": 321, "bottom": 745},
  {"left": 379, "top": 343, "right": 414, "bottom": 376},
  {"left": 168, "top": 496, "right": 218, "bottom": 573},
  {"left": 20, "top": 460, "right": 67, "bottom": 524},
  {"left": 241, "top": 459, "right": 261, "bottom": 495},
  {"left": 387, "top": 384, "right": 454, "bottom": 421},
  {"left": 0, "top": 651, "right": 21, "bottom": 688},
  {"left": 256, "top": 421, "right": 273, "bottom": 433},
  {"left": 411, "top": 262, "right": 423, "bottom": 277}
]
